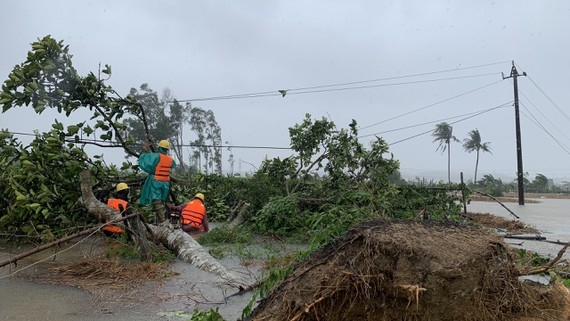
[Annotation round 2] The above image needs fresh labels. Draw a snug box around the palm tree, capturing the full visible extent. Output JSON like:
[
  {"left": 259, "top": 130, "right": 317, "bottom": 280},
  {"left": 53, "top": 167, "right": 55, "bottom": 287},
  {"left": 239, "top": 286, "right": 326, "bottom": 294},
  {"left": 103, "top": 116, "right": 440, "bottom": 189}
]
[
  {"left": 463, "top": 129, "right": 492, "bottom": 183},
  {"left": 432, "top": 122, "right": 458, "bottom": 184}
]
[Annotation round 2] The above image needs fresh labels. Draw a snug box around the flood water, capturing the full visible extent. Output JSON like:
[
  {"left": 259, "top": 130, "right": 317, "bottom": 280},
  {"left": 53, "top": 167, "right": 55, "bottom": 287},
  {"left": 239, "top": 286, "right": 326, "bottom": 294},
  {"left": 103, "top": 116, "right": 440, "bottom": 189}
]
[
  {"left": 468, "top": 197, "right": 570, "bottom": 260},
  {"left": 0, "top": 233, "right": 264, "bottom": 321},
  {"left": 2, "top": 198, "right": 569, "bottom": 320}
]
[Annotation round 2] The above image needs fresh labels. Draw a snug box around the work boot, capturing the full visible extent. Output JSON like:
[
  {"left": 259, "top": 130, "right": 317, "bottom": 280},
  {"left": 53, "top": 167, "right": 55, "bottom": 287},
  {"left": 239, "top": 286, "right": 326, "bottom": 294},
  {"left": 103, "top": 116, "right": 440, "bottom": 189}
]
[{"left": 152, "top": 201, "right": 166, "bottom": 224}]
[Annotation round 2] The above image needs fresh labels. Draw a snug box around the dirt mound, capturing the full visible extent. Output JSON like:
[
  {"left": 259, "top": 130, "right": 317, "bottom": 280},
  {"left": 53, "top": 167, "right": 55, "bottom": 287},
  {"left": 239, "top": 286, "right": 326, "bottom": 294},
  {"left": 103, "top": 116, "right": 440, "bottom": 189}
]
[{"left": 246, "top": 220, "right": 570, "bottom": 321}]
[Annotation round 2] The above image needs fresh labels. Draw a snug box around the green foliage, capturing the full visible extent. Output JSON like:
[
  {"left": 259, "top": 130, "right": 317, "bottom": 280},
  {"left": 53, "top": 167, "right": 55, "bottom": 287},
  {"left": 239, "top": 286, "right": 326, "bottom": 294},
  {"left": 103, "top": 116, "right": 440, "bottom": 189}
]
[
  {"left": 0, "top": 130, "right": 95, "bottom": 240},
  {"left": 390, "top": 184, "right": 464, "bottom": 220},
  {"left": 105, "top": 236, "right": 176, "bottom": 263},
  {"left": 476, "top": 174, "right": 505, "bottom": 196},
  {"left": 463, "top": 129, "right": 492, "bottom": 183},
  {"left": 198, "top": 225, "right": 253, "bottom": 245},
  {"left": 517, "top": 248, "right": 549, "bottom": 266},
  {"left": 528, "top": 173, "right": 550, "bottom": 193},
  {"left": 105, "top": 238, "right": 141, "bottom": 260},
  {"left": 169, "top": 173, "right": 235, "bottom": 222},
  {"left": 242, "top": 262, "right": 294, "bottom": 320},
  {"left": 1, "top": 35, "right": 144, "bottom": 158},
  {"left": 252, "top": 195, "right": 306, "bottom": 237},
  {"left": 158, "top": 308, "right": 224, "bottom": 321},
  {"left": 432, "top": 122, "right": 459, "bottom": 183},
  {"left": 306, "top": 205, "right": 370, "bottom": 249},
  {"left": 188, "top": 308, "right": 225, "bottom": 321}
]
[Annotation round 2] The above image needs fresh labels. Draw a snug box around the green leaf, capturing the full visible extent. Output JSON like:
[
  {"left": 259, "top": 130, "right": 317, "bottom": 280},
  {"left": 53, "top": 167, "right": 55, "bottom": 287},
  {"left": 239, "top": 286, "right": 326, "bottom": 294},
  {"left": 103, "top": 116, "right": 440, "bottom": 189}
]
[
  {"left": 67, "top": 125, "right": 79, "bottom": 135},
  {"left": 102, "top": 64, "right": 112, "bottom": 75},
  {"left": 83, "top": 126, "right": 93, "bottom": 135}
]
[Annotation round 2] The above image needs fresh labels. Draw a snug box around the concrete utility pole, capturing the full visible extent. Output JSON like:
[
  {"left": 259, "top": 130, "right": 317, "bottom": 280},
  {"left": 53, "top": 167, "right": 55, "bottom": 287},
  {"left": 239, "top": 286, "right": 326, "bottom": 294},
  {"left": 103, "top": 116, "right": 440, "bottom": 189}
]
[{"left": 502, "top": 61, "right": 527, "bottom": 205}]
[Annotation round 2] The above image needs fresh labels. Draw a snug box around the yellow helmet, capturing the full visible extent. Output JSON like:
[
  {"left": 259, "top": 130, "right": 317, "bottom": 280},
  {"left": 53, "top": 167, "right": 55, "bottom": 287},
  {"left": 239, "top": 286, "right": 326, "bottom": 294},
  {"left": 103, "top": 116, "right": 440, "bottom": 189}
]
[
  {"left": 158, "top": 140, "right": 170, "bottom": 149},
  {"left": 116, "top": 182, "right": 129, "bottom": 192},
  {"left": 194, "top": 193, "right": 205, "bottom": 202}
]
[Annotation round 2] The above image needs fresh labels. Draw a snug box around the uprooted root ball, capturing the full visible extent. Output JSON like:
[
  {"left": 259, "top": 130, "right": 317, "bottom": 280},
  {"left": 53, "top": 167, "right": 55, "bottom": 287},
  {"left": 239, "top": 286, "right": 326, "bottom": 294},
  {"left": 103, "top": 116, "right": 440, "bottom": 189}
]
[{"left": 246, "top": 219, "right": 570, "bottom": 321}]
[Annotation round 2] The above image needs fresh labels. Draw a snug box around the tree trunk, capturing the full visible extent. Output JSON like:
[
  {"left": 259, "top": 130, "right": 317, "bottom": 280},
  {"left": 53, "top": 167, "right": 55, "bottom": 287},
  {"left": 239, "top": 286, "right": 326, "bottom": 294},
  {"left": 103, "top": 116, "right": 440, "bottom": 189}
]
[
  {"left": 474, "top": 150, "right": 480, "bottom": 183},
  {"left": 447, "top": 142, "right": 451, "bottom": 184},
  {"left": 227, "top": 202, "right": 249, "bottom": 228},
  {"left": 79, "top": 170, "right": 153, "bottom": 260},
  {"left": 147, "top": 225, "right": 250, "bottom": 288}
]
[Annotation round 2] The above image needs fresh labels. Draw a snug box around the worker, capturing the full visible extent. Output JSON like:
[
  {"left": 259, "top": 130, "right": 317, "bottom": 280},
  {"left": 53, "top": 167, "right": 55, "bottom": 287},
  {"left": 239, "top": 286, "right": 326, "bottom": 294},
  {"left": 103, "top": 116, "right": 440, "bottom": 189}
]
[
  {"left": 102, "top": 182, "right": 131, "bottom": 237},
  {"left": 167, "top": 193, "right": 209, "bottom": 234},
  {"left": 138, "top": 139, "right": 176, "bottom": 223}
]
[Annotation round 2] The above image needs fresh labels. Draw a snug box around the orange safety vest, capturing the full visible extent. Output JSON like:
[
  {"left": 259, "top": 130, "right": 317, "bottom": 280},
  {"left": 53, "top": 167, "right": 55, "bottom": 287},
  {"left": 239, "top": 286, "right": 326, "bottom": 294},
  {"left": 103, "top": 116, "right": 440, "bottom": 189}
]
[
  {"left": 154, "top": 153, "right": 173, "bottom": 181},
  {"left": 104, "top": 198, "right": 128, "bottom": 234},
  {"left": 107, "top": 198, "right": 128, "bottom": 212},
  {"left": 181, "top": 200, "right": 206, "bottom": 229}
]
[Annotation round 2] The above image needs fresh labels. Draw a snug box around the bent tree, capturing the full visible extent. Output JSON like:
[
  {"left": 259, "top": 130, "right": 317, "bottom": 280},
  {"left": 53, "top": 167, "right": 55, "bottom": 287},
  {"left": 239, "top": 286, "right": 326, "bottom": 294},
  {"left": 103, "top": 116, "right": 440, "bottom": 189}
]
[
  {"left": 0, "top": 35, "right": 248, "bottom": 288},
  {"left": 463, "top": 129, "right": 491, "bottom": 184},
  {"left": 432, "top": 122, "right": 458, "bottom": 184}
]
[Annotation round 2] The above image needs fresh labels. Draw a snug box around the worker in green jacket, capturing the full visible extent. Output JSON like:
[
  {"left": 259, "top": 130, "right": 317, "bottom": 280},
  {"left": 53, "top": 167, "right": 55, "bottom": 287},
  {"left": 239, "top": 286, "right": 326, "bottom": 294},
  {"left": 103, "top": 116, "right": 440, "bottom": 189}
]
[{"left": 138, "top": 139, "right": 176, "bottom": 223}]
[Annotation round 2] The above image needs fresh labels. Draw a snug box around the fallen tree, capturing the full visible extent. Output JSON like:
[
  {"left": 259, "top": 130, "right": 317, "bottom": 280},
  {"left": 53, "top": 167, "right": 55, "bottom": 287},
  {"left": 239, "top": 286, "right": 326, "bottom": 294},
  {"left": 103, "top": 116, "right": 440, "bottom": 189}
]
[{"left": 79, "top": 170, "right": 251, "bottom": 289}]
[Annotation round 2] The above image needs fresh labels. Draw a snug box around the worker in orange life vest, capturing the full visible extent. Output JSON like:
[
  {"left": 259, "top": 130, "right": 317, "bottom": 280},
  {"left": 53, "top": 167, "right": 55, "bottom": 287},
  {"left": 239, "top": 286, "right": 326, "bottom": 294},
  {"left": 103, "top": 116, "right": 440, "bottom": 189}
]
[
  {"left": 138, "top": 140, "right": 176, "bottom": 223},
  {"left": 103, "top": 182, "right": 130, "bottom": 237},
  {"left": 167, "top": 193, "right": 209, "bottom": 234}
]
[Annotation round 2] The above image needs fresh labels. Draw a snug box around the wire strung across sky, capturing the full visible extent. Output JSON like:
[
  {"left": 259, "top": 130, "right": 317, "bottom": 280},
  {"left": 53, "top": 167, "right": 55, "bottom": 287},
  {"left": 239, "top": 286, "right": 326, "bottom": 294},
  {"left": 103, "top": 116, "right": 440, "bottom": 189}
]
[
  {"left": 519, "top": 104, "right": 570, "bottom": 157},
  {"left": 4, "top": 102, "right": 511, "bottom": 152},
  {"left": 6, "top": 60, "right": 570, "bottom": 161},
  {"left": 358, "top": 103, "right": 512, "bottom": 139},
  {"left": 358, "top": 79, "right": 504, "bottom": 131},
  {"left": 514, "top": 62, "right": 570, "bottom": 123},
  {"left": 174, "top": 61, "right": 510, "bottom": 103},
  {"left": 386, "top": 102, "right": 513, "bottom": 146},
  {"left": 505, "top": 62, "right": 570, "bottom": 158}
]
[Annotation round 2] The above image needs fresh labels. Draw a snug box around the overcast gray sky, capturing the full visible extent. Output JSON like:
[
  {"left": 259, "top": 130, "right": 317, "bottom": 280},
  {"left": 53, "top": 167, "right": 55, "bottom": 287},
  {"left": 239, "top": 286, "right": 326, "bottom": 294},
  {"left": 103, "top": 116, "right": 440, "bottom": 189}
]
[{"left": 1, "top": 1, "right": 569, "bottom": 182}]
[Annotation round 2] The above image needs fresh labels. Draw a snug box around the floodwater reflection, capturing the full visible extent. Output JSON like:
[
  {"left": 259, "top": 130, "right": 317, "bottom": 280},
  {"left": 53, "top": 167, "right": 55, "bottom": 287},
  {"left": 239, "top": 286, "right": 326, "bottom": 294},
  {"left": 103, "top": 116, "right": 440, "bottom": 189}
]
[{"left": 468, "top": 198, "right": 570, "bottom": 260}]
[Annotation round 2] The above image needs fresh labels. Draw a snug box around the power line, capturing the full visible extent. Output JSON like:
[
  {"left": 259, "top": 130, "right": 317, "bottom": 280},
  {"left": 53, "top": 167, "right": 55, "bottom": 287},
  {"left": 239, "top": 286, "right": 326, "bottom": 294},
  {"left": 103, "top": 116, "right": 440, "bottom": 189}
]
[
  {"left": 358, "top": 103, "right": 511, "bottom": 139},
  {"left": 175, "top": 61, "right": 509, "bottom": 103},
  {"left": 527, "top": 75, "right": 570, "bottom": 122},
  {"left": 3, "top": 131, "right": 293, "bottom": 151},
  {"left": 518, "top": 87, "right": 570, "bottom": 143},
  {"left": 287, "top": 61, "right": 510, "bottom": 91},
  {"left": 519, "top": 103, "right": 570, "bottom": 156},
  {"left": 387, "top": 102, "right": 510, "bottom": 146},
  {"left": 515, "top": 62, "right": 570, "bottom": 123},
  {"left": 358, "top": 79, "right": 504, "bottom": 131},
  {"left": 286, "top": 73, "right": 500, "bottom": 96}
]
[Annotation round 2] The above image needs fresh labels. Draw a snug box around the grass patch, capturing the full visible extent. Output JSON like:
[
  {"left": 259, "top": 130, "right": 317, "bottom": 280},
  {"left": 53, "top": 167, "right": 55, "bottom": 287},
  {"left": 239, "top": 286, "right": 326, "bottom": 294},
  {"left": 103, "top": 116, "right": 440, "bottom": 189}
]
[{"left": 198, "top": 225, "right": 253, "bottom": 245}]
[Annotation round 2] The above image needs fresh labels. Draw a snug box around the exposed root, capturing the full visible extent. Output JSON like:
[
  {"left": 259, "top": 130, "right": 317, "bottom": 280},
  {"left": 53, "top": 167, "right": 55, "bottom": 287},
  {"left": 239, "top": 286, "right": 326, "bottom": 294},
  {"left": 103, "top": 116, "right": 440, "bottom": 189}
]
[{"left": 398, "top": 284, "right": 427, "bottom": 309}]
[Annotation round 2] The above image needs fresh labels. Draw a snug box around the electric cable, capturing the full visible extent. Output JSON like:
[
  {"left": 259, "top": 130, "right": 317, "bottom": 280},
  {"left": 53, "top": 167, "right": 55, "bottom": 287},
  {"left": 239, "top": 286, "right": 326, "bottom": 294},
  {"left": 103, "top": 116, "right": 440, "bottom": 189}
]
[
  {"left": 518, "top": 88, "right": 570, "bottom": 143},
  {"left": 514, "top": 62, "right": 570, "bottom": 123},
  {"left": 358, "top": 103, "right": 511, "bottom": 139},
  {"left": 387, "top": 102, "right": 511, "bottom": 146},
  {"left": 358, "top": 79, "right": 504, "bottom": 131},
  {"left": 520, "top": 103, "right": 570, "bottom": 156},
  {"left": 175, "top": 61, "right": 510, "bottom": 103}
]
